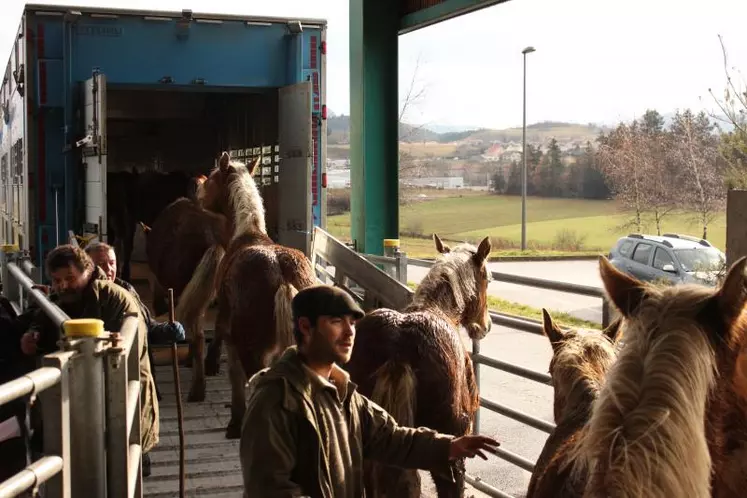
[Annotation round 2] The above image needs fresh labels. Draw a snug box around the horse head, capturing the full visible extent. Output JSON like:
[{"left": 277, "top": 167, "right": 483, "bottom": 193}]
[
  {"left": 428, "top": 233, "right": 492, "bottom": 340},
  {"left": 599, "top": 254, "right": 747, "bottom": 361},
  {"left": 541, "top": 308, "right": 621, "bottom": 423},
  {"left": 575, "top": 256, "right": 747, "bottom": 497},
  {"left": 199, "top": 151, "right": 265, "bottom": 237}
]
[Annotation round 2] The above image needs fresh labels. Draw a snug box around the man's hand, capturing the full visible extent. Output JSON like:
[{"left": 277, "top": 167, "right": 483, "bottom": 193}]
[
  {"left": 448, "top": 435, "right": 500, "bottom": 461},
  {"left": 21, "top": 331, "right": 40, "bottom": 355},
  {"left": 31, "top": 284, "right": 50, "bottom": 295},
  {"left": 149, "top": 321, "right": 186, "bottom": 344}
]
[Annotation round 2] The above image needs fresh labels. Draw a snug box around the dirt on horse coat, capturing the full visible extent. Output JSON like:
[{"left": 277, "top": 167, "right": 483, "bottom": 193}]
[
  {"left": 344, "top": 234, "right": 493, "bottom": 498},
  {"left": 574, "top": 256, "right": 747, "bottom": 498},
  {"left": 193, "top": 152, "right": 316, "bottom": 438},
  {"left": 526, "top": 310, "right": 622, "bottom": 498}
]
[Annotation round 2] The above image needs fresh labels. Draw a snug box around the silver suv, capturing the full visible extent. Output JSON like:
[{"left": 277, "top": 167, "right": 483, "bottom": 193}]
[{"left": 608, "top": 233, "right": 726, "bottom": 287}]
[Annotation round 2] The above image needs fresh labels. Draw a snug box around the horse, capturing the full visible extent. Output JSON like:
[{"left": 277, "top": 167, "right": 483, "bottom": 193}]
[
  {"left": 142, "top": 192, "right": 229, "bottom": 398},
  {"left": 109, "top": 168, "right": 204, "bottom": 285},
  {"left": 526, "top": 309, "right": 622, "bottom": 498},
  {"left": 192, "top": 151, "right": 316, "bottom": 437},
  {"left": 344, "top": 233, "right": 493, "bottom": 498},
  {"left": 573, "top": 256, "right": 747, "bottom": 498}
]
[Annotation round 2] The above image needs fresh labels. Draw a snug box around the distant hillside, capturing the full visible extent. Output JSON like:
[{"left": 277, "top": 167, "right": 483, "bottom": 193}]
[{"left": 327, "top": 114, "right": 605, "bottom": 146}]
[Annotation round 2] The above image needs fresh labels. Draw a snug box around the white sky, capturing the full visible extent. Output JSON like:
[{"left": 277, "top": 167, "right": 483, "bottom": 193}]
[{"left": 2, "top": 0, "right": 746, "bottom": 130}]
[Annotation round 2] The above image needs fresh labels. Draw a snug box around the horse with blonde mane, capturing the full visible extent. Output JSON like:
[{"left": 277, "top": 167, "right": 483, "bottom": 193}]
[
  {"left": 344, "top": 234, "right": 493, "bottom": 498},
  {"left": 575, "top": 256, "right": 747, "bottom": 498},
  {"left": 198, "top": 151, "right": 316, "bottom": 438},
  {"left": 526, "top": 309, "right": 622, "bottom": 498}
]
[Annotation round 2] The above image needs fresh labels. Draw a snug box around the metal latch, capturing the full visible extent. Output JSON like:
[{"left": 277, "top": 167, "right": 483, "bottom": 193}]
[{"left": 75, "top": 134, "right": 93, "bottom": 148}]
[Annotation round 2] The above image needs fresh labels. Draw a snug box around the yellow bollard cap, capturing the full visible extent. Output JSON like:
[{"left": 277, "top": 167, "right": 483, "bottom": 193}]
[
  {"left": 383, "top": 239, "right": 400, "bottom": 248},
  {"left": 63, "top": 318, "right": 105, "bottom": 338},
  {"left": 1, "top": 244, "right": 20, "bottom": 253}
]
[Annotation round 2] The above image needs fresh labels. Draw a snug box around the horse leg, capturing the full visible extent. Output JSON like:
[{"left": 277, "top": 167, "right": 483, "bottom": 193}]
[
  {"left": 225, "top": 339, "right": 248, "bottom": 439},
  {"left": 204, "top": 321, "right": 223, "bottom": 377},
  {"left": 431, "top": 458, "right": 466, "bottom": 498}
]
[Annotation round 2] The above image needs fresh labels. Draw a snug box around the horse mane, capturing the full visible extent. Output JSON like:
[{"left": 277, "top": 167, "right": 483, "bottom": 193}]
[
  {"left": 574, "top": 284, "right": 718, "bottom": 498},
  {"left": 223, "top": 160, "right": 267, "bottom": 239},
  {"left": 407, "top": 242, "right": 484, "bottom": 318},
  {"left": 551, "top": 328, "right": 617, "bottom": 423}
]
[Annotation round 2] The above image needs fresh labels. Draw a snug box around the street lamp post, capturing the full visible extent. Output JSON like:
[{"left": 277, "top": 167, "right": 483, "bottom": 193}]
[{"left": 521, "top": 46, "right": 535, "bottom": 251}]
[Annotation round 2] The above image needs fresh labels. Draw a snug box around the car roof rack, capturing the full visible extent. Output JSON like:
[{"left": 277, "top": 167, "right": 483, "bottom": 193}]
[
  {"left": 627, "top": 233, "right": 673, "bottom": 248},
  {"left": 661, "top": 233, "right": 712, "bottom": 247}
]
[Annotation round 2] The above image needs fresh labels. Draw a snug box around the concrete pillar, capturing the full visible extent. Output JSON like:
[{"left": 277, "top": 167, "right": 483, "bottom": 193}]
[
  {"left": 726, "top": 189, "right": 747, "bottom": 268},
  {"left": 349, "top": 0, "right": 400, "bottom": 256}
]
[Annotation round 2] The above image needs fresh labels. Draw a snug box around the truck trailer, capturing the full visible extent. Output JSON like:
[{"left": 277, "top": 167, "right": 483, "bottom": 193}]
[{"left": 0, "top": 3, "right": 328, "bottom": 269}]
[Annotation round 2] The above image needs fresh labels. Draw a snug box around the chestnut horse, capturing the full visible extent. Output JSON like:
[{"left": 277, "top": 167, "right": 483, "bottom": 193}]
[
  {"left": 574, "top": 256, "right": 747, "bottom": 498},
  {"left": 345, "top": 234, "right": 493, "bottom": 498},
  {"left": 198, "top": 152, "right": 316, "bottom": 438},
  {"left": 526, "top": 309, "right": 622, "bottom": 498},
  {"left": 143, "top": 178, "right": 231, "bottom": 401}
]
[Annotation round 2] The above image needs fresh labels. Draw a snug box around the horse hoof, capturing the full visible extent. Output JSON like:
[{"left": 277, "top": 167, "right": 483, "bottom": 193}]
[
  {"left": 225, "top": 422, "right": 242, "bottom": 439},
  {"left": 187, "top": 384, "right": 206, "bottom": 403}
]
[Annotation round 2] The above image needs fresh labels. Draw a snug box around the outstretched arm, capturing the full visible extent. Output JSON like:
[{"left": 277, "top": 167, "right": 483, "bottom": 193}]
[{"left": 358, "top": 395, "right": 453, "bottom": 470}]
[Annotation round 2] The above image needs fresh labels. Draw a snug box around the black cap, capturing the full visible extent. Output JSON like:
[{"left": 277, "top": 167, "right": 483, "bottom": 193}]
[{"left": 292, "top": 285, "right": 365, "bottom": 324}]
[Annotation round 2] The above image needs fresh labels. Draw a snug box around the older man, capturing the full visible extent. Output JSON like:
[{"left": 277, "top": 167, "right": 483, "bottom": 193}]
[
  {"left": 85, "top": 242, "right": 185, "bottom": 401},
  {"left": 20, "top": 245, "right": 160, "bottom": 476}
]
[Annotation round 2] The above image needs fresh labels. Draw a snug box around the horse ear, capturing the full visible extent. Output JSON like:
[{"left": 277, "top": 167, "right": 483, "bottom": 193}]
[
  {"left": 433, "top": 234, "right": 450, "bottom": 254},
  {"left": 541, "top": 308, "right": 565, "bottom": 345},
  {"left": 247, "top": 156, "right": 261, "bottom": 176},
  {"left": 714, "top": 256, "right": 747, "bottom": 328},
  {"left": 599, "top": 256, "right": 646, "bottom": 318},
  {"left": 475, "top": 236, "right": 492, "bottom": 263},
  {"left": 602, "top": 316, "right": 624, "bottom": 343},
  {"left": 219, "top": 151, "right": 230, "bottom": 172},
  {"left": 139, "top": 222, "right": 151, "bottom": 234}
]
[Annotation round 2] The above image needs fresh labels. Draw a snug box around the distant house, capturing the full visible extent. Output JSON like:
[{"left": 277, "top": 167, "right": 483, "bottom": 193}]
[{"left": 481, "top": 144, "right": 503, "bottom": 161}]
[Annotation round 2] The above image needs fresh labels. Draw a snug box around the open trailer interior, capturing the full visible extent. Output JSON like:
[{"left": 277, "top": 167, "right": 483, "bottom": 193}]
[{"left": 79, "top": 72, "right": 314, "bottom": 259}]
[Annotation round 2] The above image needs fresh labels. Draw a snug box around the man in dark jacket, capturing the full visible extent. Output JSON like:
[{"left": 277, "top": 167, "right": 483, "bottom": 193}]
[
  {"left": 85, "top": 242, "right": 186, "bottom": 401},
  {"left": 240, "top": 285, "right": 499, "bottom": 497},
  {"left": 19, "top": 245, "right": 160, "bottom": 476}
]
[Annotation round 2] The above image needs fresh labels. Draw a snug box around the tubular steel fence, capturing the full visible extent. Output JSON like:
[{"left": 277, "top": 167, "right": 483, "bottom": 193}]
[{"left": 0, "top": 246, "right": 144, "bottom": 498}]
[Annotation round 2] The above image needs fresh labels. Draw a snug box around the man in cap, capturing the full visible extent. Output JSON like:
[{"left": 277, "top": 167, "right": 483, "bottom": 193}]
[{"left": 240, "top": 284, "right": 499, "bottom": 497}]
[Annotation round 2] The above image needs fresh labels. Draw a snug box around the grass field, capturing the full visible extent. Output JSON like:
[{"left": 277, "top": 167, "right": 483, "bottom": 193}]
[{"left": 327, "top": 191, "right": 727, "bottom": 258}]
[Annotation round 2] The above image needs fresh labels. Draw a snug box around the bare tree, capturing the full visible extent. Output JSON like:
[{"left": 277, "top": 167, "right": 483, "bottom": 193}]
[
  {"left": 398, "top": 54, "right": 432, "bottom": 205},
  {"left": 669, "top": 110, "right": 726, "bottom": 240},
  {"left": 706, "top": 35, "right": 747, "bottom": 187},
  {"left": 596, "top": 123, "right": 647, "bottom": 232}
]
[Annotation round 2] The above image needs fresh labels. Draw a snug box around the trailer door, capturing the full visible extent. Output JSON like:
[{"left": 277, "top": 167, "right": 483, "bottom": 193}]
[
  {"left": 79, "top": 72, "right": 108, "bottom": 243},
  {"left": 278, "top": 81, "right": 313, "bottom": 255}
]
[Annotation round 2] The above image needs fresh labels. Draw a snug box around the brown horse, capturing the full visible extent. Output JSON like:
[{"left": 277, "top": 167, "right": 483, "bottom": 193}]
[
  {"left": 197, "top": 151, "right": 316, "bottom": 438},
  {"left": 344, "top": 234, "right": 493, "bottom": 498},
  {"left": 574, "top": 256, "right": 747, "bottom": 498},
  {"left": 526, "top": 309, "right": 622, "bottom": 498},
  {"left": 143, "top": 187, "right": 230, "bottom": 401}
]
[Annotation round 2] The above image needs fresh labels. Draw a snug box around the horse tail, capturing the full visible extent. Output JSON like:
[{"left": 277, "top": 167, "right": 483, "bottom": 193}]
[
  {"left": 367, "top": 360, "right": 420, "bottom": 495},
  {"left": 273, "top": 283, "right": 298, "bottom": 350},
  {"left": 176, "top": 244, "right": 225, "bottom": 336},
  {"left": 372, "top": 360, "right": 417, "bottom": 428}
]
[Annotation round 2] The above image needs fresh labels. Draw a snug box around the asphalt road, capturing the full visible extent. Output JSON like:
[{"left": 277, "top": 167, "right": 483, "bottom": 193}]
[
  {"left": 409, "top": 260, "right": 604, "bottom": 497},
  {"left": 407, "top": 259, "right": 605, "bottom": 324}
]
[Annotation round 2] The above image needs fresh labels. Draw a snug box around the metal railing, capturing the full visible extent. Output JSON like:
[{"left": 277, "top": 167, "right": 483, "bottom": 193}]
[
  {"left": 310, "top": 228, "right": 610, "bottom": 498},
  {"left": 0, "top": 246, "right": 144, "bottom": 498}
]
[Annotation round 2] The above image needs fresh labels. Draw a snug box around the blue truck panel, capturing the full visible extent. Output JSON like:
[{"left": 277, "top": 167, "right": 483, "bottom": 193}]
[{"left": 1, "top": 5, "right": 327, "bottom": 269}]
